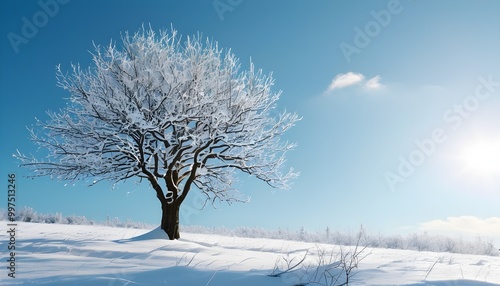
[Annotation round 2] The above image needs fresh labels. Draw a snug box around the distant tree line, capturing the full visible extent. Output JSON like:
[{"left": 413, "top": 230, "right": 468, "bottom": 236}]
[
  {"left": 1, "top": 207, "right": 497, "bottom": 256},
  {"left": 0, "top": 207, "right": 153, "bottom": 229}
]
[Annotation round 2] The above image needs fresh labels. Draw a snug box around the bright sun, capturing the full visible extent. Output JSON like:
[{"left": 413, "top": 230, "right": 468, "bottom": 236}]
[{"left": 458, "top": 139, "right": 500, "bottom": 177}]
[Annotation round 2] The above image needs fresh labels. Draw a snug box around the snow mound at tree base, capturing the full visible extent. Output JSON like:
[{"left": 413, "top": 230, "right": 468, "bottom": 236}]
[{"left": 114, "top": 226, "right": 169, "bottom": 242}]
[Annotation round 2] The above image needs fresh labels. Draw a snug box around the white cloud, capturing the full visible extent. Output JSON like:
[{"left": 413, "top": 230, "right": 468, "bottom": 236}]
[
  {"left": 420, "top": 216, "right": 500, "bottom": 237},
  {"left": 325, "top": 72, "right": 384, "bottom": 93},
  {"left": 326, "top": 72, "right": 365, "bottom": 92},
  {"left": 365, "top": 75, "right": 384, "bottom": 90}
]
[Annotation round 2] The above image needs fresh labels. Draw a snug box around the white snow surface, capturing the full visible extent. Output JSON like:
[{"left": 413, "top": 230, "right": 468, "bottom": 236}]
[{"left": 1, "top": 222, "right": 500, "bottom": 285}]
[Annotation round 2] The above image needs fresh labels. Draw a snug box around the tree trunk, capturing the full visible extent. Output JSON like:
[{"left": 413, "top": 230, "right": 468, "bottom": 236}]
[{"left": 161, "top": 202, "right": 181, "bottom": 240}]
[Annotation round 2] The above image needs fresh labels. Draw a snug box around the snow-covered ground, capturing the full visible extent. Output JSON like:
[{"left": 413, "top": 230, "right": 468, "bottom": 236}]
[{"left": 1, "top": 222, "right": 499, "bottom": 286}]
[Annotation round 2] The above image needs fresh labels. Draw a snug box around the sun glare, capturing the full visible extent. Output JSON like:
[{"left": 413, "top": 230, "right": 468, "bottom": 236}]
[{"left": 458, "top": 139, "right": 500, "bottom": 177}]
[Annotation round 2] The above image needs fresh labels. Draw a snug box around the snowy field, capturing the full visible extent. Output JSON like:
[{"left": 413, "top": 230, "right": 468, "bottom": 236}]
[{"left": 1, "top": 222, "right": 500, "bottom": 286}]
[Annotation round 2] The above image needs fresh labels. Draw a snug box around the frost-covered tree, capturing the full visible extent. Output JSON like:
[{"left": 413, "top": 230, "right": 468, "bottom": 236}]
[{"left": 16, "top": 27, "right": 299, "bottom": 240}]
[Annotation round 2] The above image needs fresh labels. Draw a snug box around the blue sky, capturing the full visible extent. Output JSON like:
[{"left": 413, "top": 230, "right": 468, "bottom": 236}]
[{"left": 1, "top": 0, "right": 500, "bottom": 240}]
